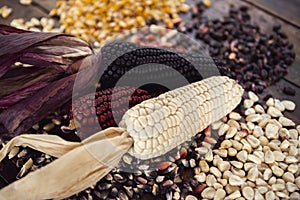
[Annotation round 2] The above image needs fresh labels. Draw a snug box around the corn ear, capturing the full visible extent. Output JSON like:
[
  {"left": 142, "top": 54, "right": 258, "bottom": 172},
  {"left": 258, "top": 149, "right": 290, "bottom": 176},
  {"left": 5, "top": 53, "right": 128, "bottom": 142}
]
[
  {"left": 71, "top": 86, "right": 153, "bottom": 139},
  {"left": 98, "top": 41, "right": 219, "bottom": 90},
  {"left": 119, "top": 76, "right": 244, "bottom": 159}
]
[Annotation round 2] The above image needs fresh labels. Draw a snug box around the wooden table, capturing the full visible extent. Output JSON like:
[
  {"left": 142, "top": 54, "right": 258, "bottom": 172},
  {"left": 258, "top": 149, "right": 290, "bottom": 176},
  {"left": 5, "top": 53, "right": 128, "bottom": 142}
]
[{"left": 0, "top": 0, "right": 299, "bottom": 123}]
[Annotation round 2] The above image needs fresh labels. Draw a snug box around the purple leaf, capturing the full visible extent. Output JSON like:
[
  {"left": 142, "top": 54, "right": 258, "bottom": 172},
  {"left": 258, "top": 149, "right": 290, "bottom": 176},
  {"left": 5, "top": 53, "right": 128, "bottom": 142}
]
[
  {"left": 0, "top": 25, "right": 93, "bottom": 135},
  {"left": 0, "top": 24, "right": 92, "bottom": 78},
  {"left": 0, "top": 74, "right": 77, "bottom": 135},
  {"left": 0, "top": 67, "right": 62, "bottom": 99},
  {"left": 0, "top": 82, "right": 50, "bottom": 108}
]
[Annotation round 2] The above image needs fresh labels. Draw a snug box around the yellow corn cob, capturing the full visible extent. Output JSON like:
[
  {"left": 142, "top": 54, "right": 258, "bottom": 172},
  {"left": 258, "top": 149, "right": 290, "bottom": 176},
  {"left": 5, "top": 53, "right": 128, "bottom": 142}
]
[{"left": 119, "top": 76, "right": 244, "bottom": 159}]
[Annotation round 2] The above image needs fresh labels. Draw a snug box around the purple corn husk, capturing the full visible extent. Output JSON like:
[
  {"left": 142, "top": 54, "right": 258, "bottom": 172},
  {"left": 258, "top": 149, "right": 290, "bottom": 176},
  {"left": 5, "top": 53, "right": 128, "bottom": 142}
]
[
  {"left": 0, "top": 24, "right": 94, "bottom": 135},
  {"left": 0, "top": 24, "right": 93, "bottom": 78},
  {"left": 0, "top": 74, "right": 76, "bottom": 135}
]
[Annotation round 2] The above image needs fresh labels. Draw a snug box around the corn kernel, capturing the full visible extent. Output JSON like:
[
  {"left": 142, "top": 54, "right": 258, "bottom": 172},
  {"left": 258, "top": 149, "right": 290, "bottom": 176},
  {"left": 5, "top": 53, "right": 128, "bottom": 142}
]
[
  {"left": 0, "top": 6, "right": 13, "bottom": 19},
  {"left": 82, "top": 0, "right": 92, "bottom": 3},
  {"left": 19, "top": 0, "right": 32, "bottom": 6},
  {"left": 10, "top": 18, "right": 25, "bottom": 27},
  {"left": 136, "top": 6, "right": 143, "bottom": 13},
  {"left": 85, "top": 13, "right": 93, "bottom": 20},
  {"left": 136, "top": 16, "right": 145, "bottom": 26},
  {"left": 85, "top": 19, "right": 96, "bottom": 26},
  {"left": 203, "top": 0, "right": 211, "bottom": 7},
  {"left": 165, "top": 19, "right": 174, "bottom": 29},
  {"left": 81, "top": 34, "right": 90, "bottom": 42},
  {"left": 56, "top": 1, "right": 64, "bottom": 7},
  {"left": 121, "top": 9, "right": 130, "bottom": 16},
  {"left": 179, "top": 4, "right": 190, "bottom": 13},
  {"left": 113, "top": 26, "right": 120, "bottom": 32}
]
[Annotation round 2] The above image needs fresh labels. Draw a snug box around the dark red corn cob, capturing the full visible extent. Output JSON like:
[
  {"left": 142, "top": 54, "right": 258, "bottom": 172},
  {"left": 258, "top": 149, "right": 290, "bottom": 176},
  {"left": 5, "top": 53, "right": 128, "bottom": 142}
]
[{"left": 70, "top": 86, "right": 156, "bottom": 139}]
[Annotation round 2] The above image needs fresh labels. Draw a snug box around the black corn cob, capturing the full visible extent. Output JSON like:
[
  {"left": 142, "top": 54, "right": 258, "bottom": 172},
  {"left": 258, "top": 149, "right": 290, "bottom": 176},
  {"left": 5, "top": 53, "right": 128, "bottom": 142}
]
[
  {"left": 96, "top": 42, "right": 221, "bottom": 91},
  {"left": 70, "top": 86, "right": 156, "bottom": 139}
]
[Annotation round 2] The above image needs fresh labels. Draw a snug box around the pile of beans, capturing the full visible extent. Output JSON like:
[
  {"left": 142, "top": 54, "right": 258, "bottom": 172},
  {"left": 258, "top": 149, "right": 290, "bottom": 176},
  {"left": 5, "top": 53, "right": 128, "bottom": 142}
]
[{"left": 182, "top": 5, "right": 295, "bottom": 94}]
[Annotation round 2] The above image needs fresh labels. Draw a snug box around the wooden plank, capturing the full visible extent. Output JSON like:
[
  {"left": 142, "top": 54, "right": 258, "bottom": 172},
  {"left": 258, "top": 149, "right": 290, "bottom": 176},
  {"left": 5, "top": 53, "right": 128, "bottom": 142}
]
[
  {"left": 32, "top": 0, "right": 56, "bottom": 13},
  {"left": 0, "top": 0, "right": 48, "bottom": 25},
  {"left": 204, "top": 0, "right": 300, "bottom": 88},
  {"left": 243, "top": 0, "right": 300, "bottom": 28}
]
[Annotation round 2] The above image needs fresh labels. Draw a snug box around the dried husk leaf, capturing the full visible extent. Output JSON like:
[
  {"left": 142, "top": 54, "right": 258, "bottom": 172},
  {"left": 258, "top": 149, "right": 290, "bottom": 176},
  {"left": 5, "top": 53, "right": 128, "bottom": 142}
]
[
  {"left": 0, "top": 134, "right": 81, "bottom": 161},
  {"left": 0, "top": 127, "right": 132, "bottom": 199}
]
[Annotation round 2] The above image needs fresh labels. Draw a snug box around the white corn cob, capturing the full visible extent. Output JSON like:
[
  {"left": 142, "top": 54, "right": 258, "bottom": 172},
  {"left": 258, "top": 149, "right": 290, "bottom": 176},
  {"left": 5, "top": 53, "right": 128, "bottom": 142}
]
[{"left": 119, "top": 76, "right": 244, "bottom": 159}]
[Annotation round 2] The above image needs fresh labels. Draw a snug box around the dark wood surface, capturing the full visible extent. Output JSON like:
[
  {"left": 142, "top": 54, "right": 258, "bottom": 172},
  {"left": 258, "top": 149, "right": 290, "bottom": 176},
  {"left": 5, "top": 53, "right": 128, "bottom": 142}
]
[
  {"left": 0, "top": 0, "right": 299, "bottom": 123},
  {"left": 0, "top": 0, "right": 50, "bottom": 24},
  {"left": 243, "top": 0, "right": 300, "bottom": 28},
  {"left": 32, "top": 0, "right": 56, "bottom": 12}
]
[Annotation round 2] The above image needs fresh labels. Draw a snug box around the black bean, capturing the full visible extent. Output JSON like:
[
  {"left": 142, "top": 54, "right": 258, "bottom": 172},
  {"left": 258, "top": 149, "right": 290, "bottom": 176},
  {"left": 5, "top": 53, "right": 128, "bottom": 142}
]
[
  {"left": 283, "top": 86, "right": 296, "bottom": 96},
  {"left": 273, "top": 22, "right": 281, "bottom": 32}
]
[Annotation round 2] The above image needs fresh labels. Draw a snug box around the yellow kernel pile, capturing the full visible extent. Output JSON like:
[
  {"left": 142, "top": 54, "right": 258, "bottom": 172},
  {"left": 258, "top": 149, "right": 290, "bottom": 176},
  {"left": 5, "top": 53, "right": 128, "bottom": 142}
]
[{"left": 50, "top": 0, "right": 190, "bottom": 44}]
